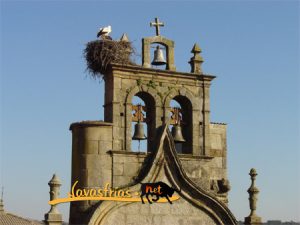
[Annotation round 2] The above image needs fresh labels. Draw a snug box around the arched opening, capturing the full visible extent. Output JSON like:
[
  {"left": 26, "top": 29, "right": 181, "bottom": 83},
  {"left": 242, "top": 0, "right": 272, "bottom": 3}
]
[
  {"left": 169, "top": 96, "right": 192, "bottom": 154},
  {"left": 131, "top": 92, "right": 156, "bottom": 152}
]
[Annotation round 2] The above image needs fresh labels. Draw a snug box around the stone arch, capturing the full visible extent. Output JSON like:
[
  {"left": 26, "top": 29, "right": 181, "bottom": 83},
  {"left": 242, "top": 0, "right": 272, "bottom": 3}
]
[
  {"left": 163, "top": 87, "right": 197, "bottom": 110},
  {"left": 126, "top": 84, "right": 162, "bottom": 107},
  {"left": 164, "top": 88, "right": 196, "bottom": 154},
  {"left": 88, "top": 197, "right": 224, "bottom": 225},
  {"left": 125, "top": 85, "right": 161, "bottom": 152}
]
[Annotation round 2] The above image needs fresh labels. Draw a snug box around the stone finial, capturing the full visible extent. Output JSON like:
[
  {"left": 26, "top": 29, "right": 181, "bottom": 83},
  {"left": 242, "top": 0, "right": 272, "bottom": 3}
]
[
  {"left": 189, "top": 43, "right": 204, "bottom": 74},
  {"left": 244, "top": 168, "right": 262, "bottom": 225},
  {"left": 44, "top": 174, "right": 63, "bottom": 225},
  {"left": 120, "top": 33, "right": 129, "bottom": 42},
  {"left": 0, "top": 187, "right": 4, "bottom": 213}
]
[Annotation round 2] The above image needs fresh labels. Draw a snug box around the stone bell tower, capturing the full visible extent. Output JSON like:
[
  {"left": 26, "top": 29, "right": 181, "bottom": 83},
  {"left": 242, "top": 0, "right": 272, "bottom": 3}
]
[{"left": 69, "top": 18, "right": 237, "bottom": 225}]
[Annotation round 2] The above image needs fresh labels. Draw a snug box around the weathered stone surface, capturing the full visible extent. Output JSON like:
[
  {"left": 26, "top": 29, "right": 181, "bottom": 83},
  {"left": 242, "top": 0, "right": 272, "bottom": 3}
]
[
  {"left": 105, "top": 212, "right": 125, "bottom": 225},
  {"left": 150, "top": 202, "right": 171, "bottom": 215},
  {"left": 124, "top": 162, "right": 140, "bottom": 176},
  {"left": 125, "top": 203, "right": 140, "bottom": 214},
  {"left": 84, "top": 140, "right": 98, "bottom": 154},
  {"left": 126, "top": 214, "right": 152, "bottom": 225},
  {"left": 69, "top": 34, "right": 235, "bottom": 224},
  {"left": 113, "top": 175, "right": 132, "bottom": 187},
  {"left": 113, "top": 163, "right": 124, "bottom": 176},
  {"left": 100, "top": 198, "right": 217, "bottom": 225}
]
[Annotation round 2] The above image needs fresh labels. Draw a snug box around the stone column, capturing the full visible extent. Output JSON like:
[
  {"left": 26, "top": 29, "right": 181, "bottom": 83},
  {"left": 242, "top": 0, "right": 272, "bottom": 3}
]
[
  {"left": 44, "top": 174, "right": 63, "bottom": 225},
  {"left": 202, "top": 81, "right": 211, "bottom": 156},
  {"left": 244, "top": 168, "right": 262, "bottom": 225}
]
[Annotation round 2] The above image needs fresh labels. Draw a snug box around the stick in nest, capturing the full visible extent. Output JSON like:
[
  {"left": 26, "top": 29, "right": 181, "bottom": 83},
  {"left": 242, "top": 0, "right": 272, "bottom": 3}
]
[{"left": 84, "top": 39, "right": 135, "bottom": 79}]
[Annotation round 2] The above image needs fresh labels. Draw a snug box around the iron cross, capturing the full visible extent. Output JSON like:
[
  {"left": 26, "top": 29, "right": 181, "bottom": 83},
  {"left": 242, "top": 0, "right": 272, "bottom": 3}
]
[{"left": 150, "top": 17, "right": 164, "bottom": 36}]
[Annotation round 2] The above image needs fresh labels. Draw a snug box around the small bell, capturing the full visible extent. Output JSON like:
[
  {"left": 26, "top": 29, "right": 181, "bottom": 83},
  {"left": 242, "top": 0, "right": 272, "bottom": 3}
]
[
  {"left": 132, "top": 121, "right": 147, "bottom": 140},
  {"left": 151, "top": 45, "right": 166, "bottom": 66},
  {"left": 171, "top": 124, "right": 185, "bottom": 143}
]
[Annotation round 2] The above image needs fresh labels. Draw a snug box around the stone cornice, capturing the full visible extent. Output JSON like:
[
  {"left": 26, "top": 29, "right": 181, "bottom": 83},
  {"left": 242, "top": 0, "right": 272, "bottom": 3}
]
[
  {"left": 108, "top": 63, "right": 216, "bottom": 82},
  {"left": 106, "top": 150, "right": 214, "bottom": 160},
  {"left": 69, "top": 120, "right": 113, "bottom": 130}
]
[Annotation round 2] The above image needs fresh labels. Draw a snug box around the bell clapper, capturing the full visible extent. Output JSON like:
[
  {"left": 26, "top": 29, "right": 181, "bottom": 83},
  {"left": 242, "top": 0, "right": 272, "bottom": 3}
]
[{"left": 138, "top": 140, "right": 141, "bottom": 152}]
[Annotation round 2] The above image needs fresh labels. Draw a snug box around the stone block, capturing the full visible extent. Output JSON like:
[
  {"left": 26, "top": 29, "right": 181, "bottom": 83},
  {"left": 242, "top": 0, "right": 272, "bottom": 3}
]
[
  {"left": 113, "top": 126, "right": 121, "bottom": 137},
  {"left": 124, "top": 156, "right": 140, "bottom": 163},
  {"left": 208, "top": 168, "right": 226, "bottom": 180},
  {"left": 121, "top": 78, "right": 135, "bottom": 90},
  {"left": 150, "top": 203, "right": 171, "bottom": 215},
  {"left": 82, "top": 155, "right": 101, "bottom": 170},
  {"left": 100, "top": 169, "right": 112, "bottom": 185},
  {"left": 113, "top": 163, "right": 124, "bottom": 176},
  {"left": 113, "top": 139, "right": 123, "bottom": 150},
  {"left": 210, "top": 134, "right": 223, "bottom": 150},
  {"left": 105, "top": 211, "right": 125, "bottom": 225},
  {"left": 84, "top": 140, "right": 98, "bottom": 154},
  {"left": 211, "top": 157, "right": 223, "bottom": 168},
  {"left": 44, "top": 211, "right": 63, "bottom": 225},
  {"left": 170, "top": 201, "right": 191, "bottom": 216},
  {"left": 152, "top": 215, "right": 162, "bottom": 224},
  {"left": 114, "top": 175, "right": 131, "bottom": 186},
  {"left": 222, "top": 157, "right": 227, "bottom": 169},
  {"left": 140, "top": 203, "right": 150, "bottom": 215},
  {"left": 113, "top": 155, "right": 125, "bottom": 163},
  {"left": 124, "top": 162, "right": 140, "bottom": 176},
  {"left": 113, "top": 88, "right": 122, "bottom": 102},
  {"left": 125, "top": 203, "right": 140, "bottom": 215},
  {"left": 98, "top": 140, "right": 113, "bottom": 153},
  {"left": 113, "top": 77, "right": 122, "bottom": 89},
  {"left": 84, "top": 126, "right": 112, "bottom": 141},
  {"left": 87, "top": 170, "right": 103, "bottom": 187},
  {"left": 126, "top": 214, "right": 152, "bottom": 225},
  {"left": 211, "top": 149, "right": 224, "bottom": 157},
  {"left": 161, "top": 215, "right": 184, "bottom": 225}
]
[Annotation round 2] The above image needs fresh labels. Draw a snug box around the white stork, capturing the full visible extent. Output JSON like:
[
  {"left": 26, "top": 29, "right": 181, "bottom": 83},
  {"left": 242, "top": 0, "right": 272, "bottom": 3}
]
[{"left": 97, "top": 25, "right": 112, "bottom": 40}]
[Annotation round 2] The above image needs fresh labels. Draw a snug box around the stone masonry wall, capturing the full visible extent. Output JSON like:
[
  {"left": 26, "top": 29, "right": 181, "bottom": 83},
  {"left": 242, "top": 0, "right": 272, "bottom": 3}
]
[
  {"left": 103, "top": 198, "right": 217, "bottom": 225},
  {"left": 104, "top": 64, "right": 214, "bottom": 156},
  {"left": 69, "top": 121, "right": 113, "bottom": 224},
  {"left": 109, "top": 122, "right": 228, "bottom": 202}
]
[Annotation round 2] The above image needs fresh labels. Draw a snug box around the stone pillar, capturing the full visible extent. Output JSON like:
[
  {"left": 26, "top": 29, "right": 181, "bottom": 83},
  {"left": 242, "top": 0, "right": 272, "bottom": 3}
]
[
  {"left": 244, "top": 168, "right": 262, "bottom": 225},
  {"left": 202, "top": 81, "right": 211, "bottom": 156},
  {"left": 44, "top": 174, "right": 63, "bottom": 225}
]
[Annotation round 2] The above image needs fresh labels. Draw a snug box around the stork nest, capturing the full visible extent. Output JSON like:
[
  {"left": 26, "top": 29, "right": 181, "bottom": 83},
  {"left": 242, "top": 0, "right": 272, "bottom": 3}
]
[{"left": 84, "top": 39, "right": 135, "bottom": 79}]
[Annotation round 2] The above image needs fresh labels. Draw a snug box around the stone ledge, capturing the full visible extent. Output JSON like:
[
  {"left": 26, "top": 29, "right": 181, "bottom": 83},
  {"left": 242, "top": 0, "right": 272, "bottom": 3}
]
[
  {"left": 70, "top": 120, "right": 113, "bottom": 130},
  {"left": 109, "top": 63, "right": 216, "bottom": 81},
  {"left": 178, "top": 154, "right": 213, "bottom": 160},
  {"left": 210, "top": 122, "right": 227, "bottom": 125},
  {"left": 107, "top": 150, "right": 213, "bottom": 160},
  {"left": 107, "top": 150, "right": 148, "bottom": 157}
]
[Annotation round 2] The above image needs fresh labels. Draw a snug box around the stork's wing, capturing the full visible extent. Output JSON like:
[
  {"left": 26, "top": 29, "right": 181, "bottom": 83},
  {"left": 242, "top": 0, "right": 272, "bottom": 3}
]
[{"left": 97, "top": 26, "right": 111, "bottom": 38}]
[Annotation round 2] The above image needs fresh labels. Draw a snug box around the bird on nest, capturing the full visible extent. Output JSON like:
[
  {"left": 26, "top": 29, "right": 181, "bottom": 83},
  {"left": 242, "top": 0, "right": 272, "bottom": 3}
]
[{"left": 97, "top": 25, "right": 112, "bottom": 40}]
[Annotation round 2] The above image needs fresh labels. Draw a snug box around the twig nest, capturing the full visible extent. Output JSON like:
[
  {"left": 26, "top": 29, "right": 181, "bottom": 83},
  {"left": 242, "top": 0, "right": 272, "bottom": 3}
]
[{"left": 84, "top": 39, "right": 135, "bottom": 79}]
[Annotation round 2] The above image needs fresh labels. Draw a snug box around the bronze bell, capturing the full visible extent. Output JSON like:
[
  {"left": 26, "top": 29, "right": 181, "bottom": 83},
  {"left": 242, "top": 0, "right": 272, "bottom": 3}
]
[
  {"left": 132, "top": 121, "right": 147, "bottom": 140},
  {"left": 171, "top": 124, "right": 185, "bottom": 143},
  {"left": 151, "top": 45, "right": 166, "bottom": 66}
]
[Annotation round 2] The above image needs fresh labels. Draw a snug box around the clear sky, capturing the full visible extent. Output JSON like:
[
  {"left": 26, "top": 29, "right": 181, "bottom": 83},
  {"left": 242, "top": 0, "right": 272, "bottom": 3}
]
[{"left": 1, "top": 0, "right": 299, "bottom": 222}]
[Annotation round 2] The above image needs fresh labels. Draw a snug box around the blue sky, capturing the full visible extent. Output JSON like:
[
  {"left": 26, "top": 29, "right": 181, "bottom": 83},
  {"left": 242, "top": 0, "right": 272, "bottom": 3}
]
[{"left": 1, "top": 0, "right": 299, "bottom": 222}]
